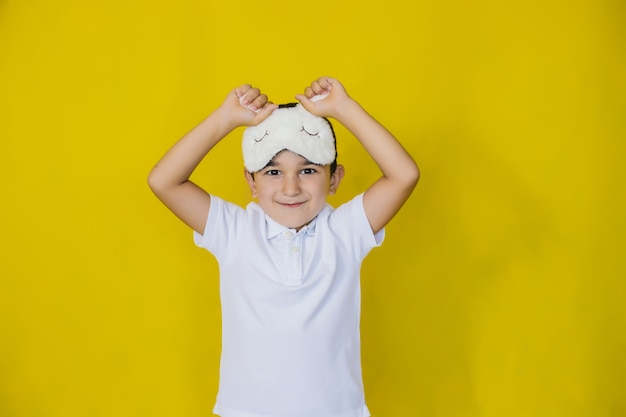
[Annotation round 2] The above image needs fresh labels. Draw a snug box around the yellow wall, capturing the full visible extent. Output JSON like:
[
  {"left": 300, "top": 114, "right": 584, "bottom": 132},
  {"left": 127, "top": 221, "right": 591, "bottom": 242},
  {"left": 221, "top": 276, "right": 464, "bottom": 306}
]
[{"left": 1, "top": 0, "right": 624, "bottom": 416}]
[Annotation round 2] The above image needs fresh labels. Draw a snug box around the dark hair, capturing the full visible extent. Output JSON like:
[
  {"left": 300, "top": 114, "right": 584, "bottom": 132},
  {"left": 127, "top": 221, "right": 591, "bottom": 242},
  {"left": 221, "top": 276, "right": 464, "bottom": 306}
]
[{"left": 279, "top": 103, "right": 338, "bottom": 175}]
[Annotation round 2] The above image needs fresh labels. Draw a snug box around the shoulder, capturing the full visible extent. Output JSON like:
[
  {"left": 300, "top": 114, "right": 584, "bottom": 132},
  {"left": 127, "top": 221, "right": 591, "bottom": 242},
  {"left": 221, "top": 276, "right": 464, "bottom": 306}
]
[
  {"left": 322, "top": 194, "right": 385, "bottom": 254},
  {"left": 327, "top": 194, "right": 367, "bottom": 228},
  {"left": 194, "top": 196, "right": 259, "bottom": 253}
]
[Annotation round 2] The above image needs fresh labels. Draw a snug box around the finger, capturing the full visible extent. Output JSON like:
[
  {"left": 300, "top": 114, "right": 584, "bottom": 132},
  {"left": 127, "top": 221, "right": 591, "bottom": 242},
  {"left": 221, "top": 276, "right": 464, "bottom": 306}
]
[
  {"left": 295, "top": 93, "right": 310, "bottom": 104},
  {"left": 239, "top": 87, "right": 261, "bottom": 106},
  {"left": 310, "top": 80, "right": 326, "bottom": 96},
  {"left": 250, "top": 102, "right": 278, "bottom": 126},
  {"left": 317, "top": 76, "right": 334, "bottom": 90},
  {"left": 303, "top": 86, "right": 315, "bottom": 98},
  {"left": 313, "top": 79, "right": 333, "bottom": 97},
  {"left": 253, "top": 102, "right": 278, "bottom": 124},
  {"left": 247, "top": 94, "right": 269, "bottom": 112},
  {"left": 235, "top": 84, "right": 252, "bottom": 98},
  {"left": 295, "top": 94, "right": 314, "bottom": 112}
]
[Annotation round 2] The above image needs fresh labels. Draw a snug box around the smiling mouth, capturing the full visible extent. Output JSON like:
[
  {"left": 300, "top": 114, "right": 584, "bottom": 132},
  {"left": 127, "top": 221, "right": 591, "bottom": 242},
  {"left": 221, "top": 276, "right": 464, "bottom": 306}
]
[{"left": 279, "top": 202, "right": 305, "bottom": 208}]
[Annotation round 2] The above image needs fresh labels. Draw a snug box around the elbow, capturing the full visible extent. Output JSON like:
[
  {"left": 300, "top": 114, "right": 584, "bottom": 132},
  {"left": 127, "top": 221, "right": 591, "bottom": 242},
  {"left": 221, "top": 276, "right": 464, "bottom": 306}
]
[
  {"left": 147, "top": 166, "right": 188, "bottom": 198},
  {"left": 147, "top": 166, "right": 165, "bottom": 194},
  {"left": 413, "top": 162, "right": 421, "bottom": 185},
  {"left": 387, "top": 160, "right": 419, "bottom": 194},
  {"left": 406, "top": 160, "right": 420, "bottom": 191},
  {"left": 147, "top": 168, "right": 157, "bottom": 191}
]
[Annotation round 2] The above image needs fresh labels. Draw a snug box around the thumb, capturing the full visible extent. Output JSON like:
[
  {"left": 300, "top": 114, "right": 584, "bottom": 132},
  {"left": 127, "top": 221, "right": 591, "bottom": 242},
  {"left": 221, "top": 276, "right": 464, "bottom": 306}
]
[
  {"left": 296, "top": 93, "right": 332, "bottom": 117},
  {"left": 297, "top": 94, "right": 329, "bottom": 116},
  {"left": 295, "top": 94, "right": 313, "bottom": 111},
  {"left": 253, "top": 102, "right": 278, "bottom": 124}
]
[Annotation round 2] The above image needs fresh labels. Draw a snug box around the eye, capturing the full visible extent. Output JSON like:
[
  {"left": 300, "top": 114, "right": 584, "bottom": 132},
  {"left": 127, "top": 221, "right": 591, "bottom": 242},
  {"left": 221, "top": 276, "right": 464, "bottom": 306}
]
[
  {"left": 254, "top": 130, "right": 269, "bottom": 142},
  {"left": 300, "top": 126, "right": 319, "bottom": 137},
  {"left": 300, "top": 168, "right": 317, "bottom": 175},
  {"left": 264, "top": 169, "right": 280, "bottom": 176}
]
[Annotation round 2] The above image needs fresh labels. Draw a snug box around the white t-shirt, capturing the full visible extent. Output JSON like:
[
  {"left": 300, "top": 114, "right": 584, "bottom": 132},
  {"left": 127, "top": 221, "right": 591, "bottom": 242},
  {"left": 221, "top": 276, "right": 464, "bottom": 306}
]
[{"left": 194, "top": 193, "right": 384, "bottom": 417}]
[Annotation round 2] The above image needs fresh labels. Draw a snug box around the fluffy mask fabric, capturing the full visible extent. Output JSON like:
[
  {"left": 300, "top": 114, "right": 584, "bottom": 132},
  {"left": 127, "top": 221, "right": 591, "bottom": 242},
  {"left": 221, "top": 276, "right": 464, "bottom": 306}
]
[{"left": 242, "top": 104, "right": 336, "bottom": 173}]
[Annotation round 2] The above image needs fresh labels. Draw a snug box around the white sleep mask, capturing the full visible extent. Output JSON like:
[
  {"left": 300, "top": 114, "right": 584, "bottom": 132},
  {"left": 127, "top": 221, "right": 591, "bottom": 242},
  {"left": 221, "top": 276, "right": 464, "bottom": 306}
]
[{"left": 242, "top": 103, "right": 336, "bottom": 173}]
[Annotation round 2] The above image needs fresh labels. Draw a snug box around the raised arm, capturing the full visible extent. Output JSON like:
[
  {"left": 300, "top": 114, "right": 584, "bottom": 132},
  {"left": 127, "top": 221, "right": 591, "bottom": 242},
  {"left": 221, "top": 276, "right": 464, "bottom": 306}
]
[
  {"left": 148, "top": 85, "right": 277, "bottom": 234},
  {"left": 297, "top": 77, "right": 419, "bottom": 234}
]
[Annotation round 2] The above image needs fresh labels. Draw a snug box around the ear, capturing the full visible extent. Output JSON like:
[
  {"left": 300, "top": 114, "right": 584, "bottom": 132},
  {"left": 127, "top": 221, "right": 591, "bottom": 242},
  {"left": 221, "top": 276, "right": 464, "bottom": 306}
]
[
  {"left": 328, "top": 164, "right": 345, "bottom": 196},
  {"left": 244, "top": 168, "right": 258, "bottom": 198}
]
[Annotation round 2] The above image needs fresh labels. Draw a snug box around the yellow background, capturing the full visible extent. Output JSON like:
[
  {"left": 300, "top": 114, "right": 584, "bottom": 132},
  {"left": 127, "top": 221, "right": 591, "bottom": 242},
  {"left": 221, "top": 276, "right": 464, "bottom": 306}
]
[{"left": 1, "top": 0, "right": 624, "bottom": 416}]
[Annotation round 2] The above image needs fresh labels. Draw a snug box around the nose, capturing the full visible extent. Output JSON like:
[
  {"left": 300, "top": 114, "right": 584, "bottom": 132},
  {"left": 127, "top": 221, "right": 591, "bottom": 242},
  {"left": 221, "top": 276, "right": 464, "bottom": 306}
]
[{"left": 281, "top": 173, "right": 301, "bottom": 197}]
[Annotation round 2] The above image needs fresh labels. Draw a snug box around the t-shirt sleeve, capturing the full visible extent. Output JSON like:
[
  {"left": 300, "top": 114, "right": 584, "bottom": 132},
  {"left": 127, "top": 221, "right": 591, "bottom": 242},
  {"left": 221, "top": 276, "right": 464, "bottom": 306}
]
[
  {"left": 193, "top": 195, "right": 245, "bottom": 260},
  {"left": 329, "top": 193, "right": 385, "bottom": 261}
]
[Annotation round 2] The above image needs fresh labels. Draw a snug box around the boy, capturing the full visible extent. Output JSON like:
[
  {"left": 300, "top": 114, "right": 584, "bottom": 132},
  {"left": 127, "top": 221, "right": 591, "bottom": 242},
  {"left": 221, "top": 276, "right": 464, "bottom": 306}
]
[{"left": 148, "top": 76, "right": 419, "bottom": 417}]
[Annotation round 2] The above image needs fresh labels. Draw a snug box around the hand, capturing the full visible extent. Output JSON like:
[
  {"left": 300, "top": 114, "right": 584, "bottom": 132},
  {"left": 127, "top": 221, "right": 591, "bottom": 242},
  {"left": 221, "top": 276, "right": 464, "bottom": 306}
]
[
  {"left": 220, "top": 84, "right": 278, "bottom": 128},
  {"left": 295, "top": 76, "right": 353, "bottom": 119}
]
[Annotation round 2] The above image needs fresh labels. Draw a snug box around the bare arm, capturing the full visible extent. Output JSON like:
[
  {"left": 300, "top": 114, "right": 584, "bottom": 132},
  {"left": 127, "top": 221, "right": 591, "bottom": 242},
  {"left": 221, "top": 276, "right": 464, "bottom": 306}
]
[
  {"left": 297, "top": 77, "right": 419, "bottom": 234},
  {"left": 148, "top": 85, "right": 277, "bottom": 234}
]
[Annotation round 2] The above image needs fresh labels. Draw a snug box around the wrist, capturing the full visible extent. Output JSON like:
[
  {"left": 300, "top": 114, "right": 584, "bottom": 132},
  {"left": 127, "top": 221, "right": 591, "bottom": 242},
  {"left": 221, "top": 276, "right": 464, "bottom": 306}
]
[
  {"left": 211, "top": 105, "right": 241, "bottom": 134},
  {"left": 332, "top": 98, "right": 364, "bottom": 125}
]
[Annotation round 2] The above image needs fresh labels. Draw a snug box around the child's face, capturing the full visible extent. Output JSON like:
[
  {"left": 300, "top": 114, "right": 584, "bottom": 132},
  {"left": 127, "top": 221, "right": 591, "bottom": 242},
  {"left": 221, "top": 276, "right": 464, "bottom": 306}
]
[{"left": 245, "top": 150, "right": 344, "bottom": 231}]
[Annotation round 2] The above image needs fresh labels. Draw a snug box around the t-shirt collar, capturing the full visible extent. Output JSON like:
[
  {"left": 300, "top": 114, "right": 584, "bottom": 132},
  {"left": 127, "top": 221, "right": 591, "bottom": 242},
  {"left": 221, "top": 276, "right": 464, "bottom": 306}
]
[{"left": 264, "top": 213, "right": 319, "bottom": 239}]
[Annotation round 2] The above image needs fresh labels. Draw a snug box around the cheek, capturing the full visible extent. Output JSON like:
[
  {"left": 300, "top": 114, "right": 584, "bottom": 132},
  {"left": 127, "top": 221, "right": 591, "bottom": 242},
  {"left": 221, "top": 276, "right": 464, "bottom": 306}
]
[
  {"left": 313, "top": 179, "right": 332, "bottom": 195},
  {"left": 253, "top": 181, "right": 277, "bottom": 199}
]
